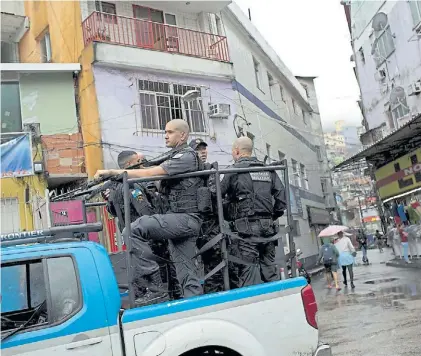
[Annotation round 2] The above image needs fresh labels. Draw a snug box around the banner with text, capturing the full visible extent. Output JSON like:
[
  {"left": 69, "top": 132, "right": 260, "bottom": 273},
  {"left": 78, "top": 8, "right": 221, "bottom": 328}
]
[
  {"left": 1, "top": 133, "right": 34, "bottom": 178},
  {"left": 375, "top": 147, "right": 421, "bottom": 200}
]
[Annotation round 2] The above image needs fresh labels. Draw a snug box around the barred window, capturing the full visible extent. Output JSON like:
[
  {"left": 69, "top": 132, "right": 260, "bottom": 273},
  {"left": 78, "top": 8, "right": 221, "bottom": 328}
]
[{"left": 138, "top": 80, "right": 206, "bottom": 133}]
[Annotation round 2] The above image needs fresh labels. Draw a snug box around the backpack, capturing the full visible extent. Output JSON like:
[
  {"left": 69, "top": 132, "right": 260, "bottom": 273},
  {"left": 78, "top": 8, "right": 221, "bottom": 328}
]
[{"left": 322, "top": 244, "right": 335, "bottom": 264}]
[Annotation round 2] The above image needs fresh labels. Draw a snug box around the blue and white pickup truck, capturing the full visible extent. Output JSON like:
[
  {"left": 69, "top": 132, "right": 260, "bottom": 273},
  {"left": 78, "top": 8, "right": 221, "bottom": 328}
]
[{"left": 1, "top": 233, "right": 331, "bottom": 356}]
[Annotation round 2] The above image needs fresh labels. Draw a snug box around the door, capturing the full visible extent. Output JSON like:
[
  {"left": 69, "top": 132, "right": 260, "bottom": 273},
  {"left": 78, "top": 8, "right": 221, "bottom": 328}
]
[
  {"left": 133, "top": 5, "right": 165, "bottom": 49},
  {"left": 164, "top": 13, "right": 179, "bottom": 52},
  {"left": 1, "top": 249, "right": 114, "bottom": 356}
]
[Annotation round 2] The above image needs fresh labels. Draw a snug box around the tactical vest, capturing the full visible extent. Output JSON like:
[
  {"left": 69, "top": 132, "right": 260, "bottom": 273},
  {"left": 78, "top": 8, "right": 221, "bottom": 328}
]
[
  {"left": 109, "top": 182, "right": 155, "bottom": 232},
  {"left": 226, "top": 158, "right": 274, "bottom": 221},
  {"left": 160, "top": 146, "right": 207, "bottom": 214}
]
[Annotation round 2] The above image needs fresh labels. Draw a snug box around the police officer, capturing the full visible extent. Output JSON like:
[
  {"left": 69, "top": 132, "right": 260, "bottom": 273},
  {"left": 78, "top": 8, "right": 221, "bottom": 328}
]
[
  {"left": 95, "top": 119, "right": 206, "bottom": 303},
  {"left": 220, "top": 137, "right": 286, "bottom": 288},
  {"left": 189, "top": 139, "right": 223, "bottom": 293},
  {"left": 103, "top": 150, "right": 182, "bottom": 300}
]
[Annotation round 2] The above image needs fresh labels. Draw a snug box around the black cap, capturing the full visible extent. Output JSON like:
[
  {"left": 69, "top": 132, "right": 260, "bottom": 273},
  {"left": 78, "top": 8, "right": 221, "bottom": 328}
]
[{"left": 189, "top": 138, "right": 208, "bottom": 150}]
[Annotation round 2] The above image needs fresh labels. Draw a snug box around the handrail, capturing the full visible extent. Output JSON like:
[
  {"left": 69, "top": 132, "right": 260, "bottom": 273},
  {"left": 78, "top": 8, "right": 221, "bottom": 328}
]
[{"left": 82, "top": 11, "right": 230, "bottom": 62}]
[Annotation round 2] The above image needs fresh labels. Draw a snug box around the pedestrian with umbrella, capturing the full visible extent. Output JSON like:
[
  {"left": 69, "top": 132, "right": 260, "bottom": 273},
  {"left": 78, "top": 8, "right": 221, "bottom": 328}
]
[{"left": 319, "top": 225, "right": 356, "bottom": 289}]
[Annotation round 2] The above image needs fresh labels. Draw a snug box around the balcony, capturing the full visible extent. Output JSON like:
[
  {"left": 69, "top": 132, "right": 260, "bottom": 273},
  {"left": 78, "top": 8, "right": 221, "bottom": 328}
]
[{"left": 82, "top": 12, "right": 230, "bottom": 63}]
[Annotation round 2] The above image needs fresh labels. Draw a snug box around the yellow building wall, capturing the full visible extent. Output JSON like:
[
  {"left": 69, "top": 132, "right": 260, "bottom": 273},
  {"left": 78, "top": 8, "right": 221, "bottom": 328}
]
[
  {"left": 79, "top": 44, "right": 104, "bottom": 177},
  {"left": 18, "top": 0, "right": 103, "bottom": 177},
  {"left": 1, "top": 143, "right": 47, "bottom": 232}
]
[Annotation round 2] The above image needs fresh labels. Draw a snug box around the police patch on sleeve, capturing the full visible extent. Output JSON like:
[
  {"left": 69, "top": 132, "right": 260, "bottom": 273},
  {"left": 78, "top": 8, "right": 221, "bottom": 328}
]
[
  {"left": 173, "top": 153, "right": 184, "bottom": 159},
  {"left": 250, "top": 171, "right": 271, "bottom": 182}
]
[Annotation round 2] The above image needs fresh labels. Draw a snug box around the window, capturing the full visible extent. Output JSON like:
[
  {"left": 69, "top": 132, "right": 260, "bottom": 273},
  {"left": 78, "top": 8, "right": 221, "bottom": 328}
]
[
  {"left": 292, "top": 99, "right": 297, "bottom": 114},
  {"left": 302, "top": 109, "right": 307, "bottom": 125},
  {"left": 315, "top": 146, "right": 322, "bottom": 161},
  {"left": 278, "top": 150, "right": 285, "bottom": 161},
  {"left": 267, "top": 72, "right": 276, "bottom": 101},
  {"left": 253, "top": 57, "right": 262, "bottom": 90},
  {"left": 215, "top": 14, "right": 223, "bottom": 36},
  {"left": 1, "top": 82, "right": 22, "bottom": 133},
  {"left": 292, "top": 220, "right": 301, "bottom": 237},
  {"left": 1, "top": 257, "right": 81, "bottom": 335},
  {"left": 95, "top": 1, "right": 117, "bottom": 23},
  {"left": 266, "top": 143, "right": 271, "bottom": 162},
  {"left": 359, "top": 47, "right": 365, "bottom": 64},
  {"left": 373, "top": 27, "right": 395, "bottom": 67},
  {"left": 300, "top": 163, "right": 309, "bottom": 190},
  {"left": 138, "top": 80, "right": 205, "bottom": 133},
  {"left": 39, "top": 31, "right": 52, "bottom": 62},
  {"left": 321, "top": 178, "right": 328, "bottom": 194},
  {"left": 279, "top": 85, "right": 285, "bottom": 101},
  {"left": 409, "top": 1, "right": 421, "bottom": 28},
  {"left": 291, "top": 159, "right": 300, "bottom": 187},
  {"left": 391, "top": 97, "right": 410, "bottom": 122}
]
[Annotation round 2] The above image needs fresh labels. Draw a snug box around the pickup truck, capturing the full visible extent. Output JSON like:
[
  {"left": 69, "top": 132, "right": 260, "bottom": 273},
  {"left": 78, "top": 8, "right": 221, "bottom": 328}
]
[{"left": 1, "top": 234, "right": 331, "bottom": 356}]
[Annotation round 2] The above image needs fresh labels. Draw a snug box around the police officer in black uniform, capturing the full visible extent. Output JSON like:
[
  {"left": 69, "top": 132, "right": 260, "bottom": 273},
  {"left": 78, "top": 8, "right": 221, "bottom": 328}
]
[
  {"left": 189, "top": 139, "right": 224, "bottom": 293},
  {"left": 102, "top": 150, "right": 182, "bottom": 300},
  {"left": 95, "top": 119, "right": 206, "bottom": 303},
  {"left": 220, "top": 136, "right": 286, "bottom": 288}
]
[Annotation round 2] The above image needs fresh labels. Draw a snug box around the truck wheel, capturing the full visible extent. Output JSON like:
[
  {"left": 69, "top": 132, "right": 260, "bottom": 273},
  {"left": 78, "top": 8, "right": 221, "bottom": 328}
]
[{"left": 180, "top": 346, "right": 242, "bottom": 356}]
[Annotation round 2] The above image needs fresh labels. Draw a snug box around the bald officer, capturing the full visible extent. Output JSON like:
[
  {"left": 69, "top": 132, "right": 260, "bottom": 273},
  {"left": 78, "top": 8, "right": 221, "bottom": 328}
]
[
  {"left": 95, "top": 119, "right": 205, "bottom": 304},
  {"left": 219, "top": 137, "right": 286, "bottom": 288}
]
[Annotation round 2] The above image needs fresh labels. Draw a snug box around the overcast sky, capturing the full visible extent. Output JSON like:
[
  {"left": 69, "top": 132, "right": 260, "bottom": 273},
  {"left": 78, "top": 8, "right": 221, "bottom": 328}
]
[{"left": 234, "top": 0, "right": 363, "bottom": 132}]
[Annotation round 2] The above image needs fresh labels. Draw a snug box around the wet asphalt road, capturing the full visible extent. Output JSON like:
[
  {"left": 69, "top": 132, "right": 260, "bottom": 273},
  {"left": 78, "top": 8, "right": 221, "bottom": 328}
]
[{"left": 313, "top": 248, "right": 421, "bottom": 356}]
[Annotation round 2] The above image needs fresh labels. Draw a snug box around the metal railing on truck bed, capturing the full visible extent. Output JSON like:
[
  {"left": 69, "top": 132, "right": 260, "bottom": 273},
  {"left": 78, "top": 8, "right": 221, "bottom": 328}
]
[{"left": 1, "top": 161, "right": 298, "bottom": 309}]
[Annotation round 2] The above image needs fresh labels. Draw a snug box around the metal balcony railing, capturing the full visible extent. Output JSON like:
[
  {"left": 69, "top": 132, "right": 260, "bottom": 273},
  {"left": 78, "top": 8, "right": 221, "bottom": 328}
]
[{"left": 82, "top": 12, "right": 230, "bottom": 63}]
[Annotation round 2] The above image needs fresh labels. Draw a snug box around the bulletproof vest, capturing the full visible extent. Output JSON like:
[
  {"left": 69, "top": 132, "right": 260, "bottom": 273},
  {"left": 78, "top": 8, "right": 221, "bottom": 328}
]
[
  {"left": 108, "top": 182, "right": 154, "bottom": 232},
  {"left": 160, "top": 145, "right": 206, "bottom": 214},
  {"left": 226, "top": 157, "right": 274, "bottom": 221}
]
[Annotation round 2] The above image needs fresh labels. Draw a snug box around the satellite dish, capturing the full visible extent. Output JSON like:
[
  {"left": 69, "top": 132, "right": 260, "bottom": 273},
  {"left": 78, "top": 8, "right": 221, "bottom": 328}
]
[
  {"left": 390, "top": 86, "right": 405, "bottom": 104},
  {"left": 372, "top": 12, "right": 388, "bottom": 32}
]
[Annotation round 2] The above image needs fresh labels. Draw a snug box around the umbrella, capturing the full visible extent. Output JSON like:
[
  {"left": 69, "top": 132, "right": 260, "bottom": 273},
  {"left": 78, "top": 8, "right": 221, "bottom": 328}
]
[{"left": 318, "top": 225, "right": 349, "bottom": 237}]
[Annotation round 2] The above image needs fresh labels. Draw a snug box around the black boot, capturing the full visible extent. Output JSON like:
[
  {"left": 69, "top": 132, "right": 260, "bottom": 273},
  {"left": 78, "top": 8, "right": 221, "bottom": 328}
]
[{"left": 135, "top": 271, "right": 169, "bottom": 306}]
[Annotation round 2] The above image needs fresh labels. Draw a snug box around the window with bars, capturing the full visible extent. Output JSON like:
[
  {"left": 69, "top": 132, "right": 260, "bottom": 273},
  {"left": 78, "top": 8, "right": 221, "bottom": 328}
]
[
  {"left": 138, "top": 80, "right": 206, "bottom": 133},
  {"left": 300, "top": 163, "right": 309, "bottom": 190},
  {"left": 373, "top": 26, "right": 395, "bottom": 67},
  {"left": 391, "top": 95, "right": 410, "bottom": 122},
  {"left": 291, "top": 159, "right": 300, "bottom": 187},
  {"left": 409, "top": 1, "right": 421, "bottom": 28}
]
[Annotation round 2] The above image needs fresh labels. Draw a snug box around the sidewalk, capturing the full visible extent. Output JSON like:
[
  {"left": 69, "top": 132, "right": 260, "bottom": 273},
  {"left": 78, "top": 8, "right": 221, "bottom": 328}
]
[{"left": 386, "top": 258, "right": 421, "bottom": 269}]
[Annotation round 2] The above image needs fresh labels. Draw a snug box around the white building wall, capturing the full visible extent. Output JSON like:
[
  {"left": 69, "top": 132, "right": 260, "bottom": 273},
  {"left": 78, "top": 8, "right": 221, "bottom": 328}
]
[
  {"left": 352, "top": 0, "right": 421, "bottom": 133},
  {"left": 221, "top": 4, "right": 329, "bottom": 262}
]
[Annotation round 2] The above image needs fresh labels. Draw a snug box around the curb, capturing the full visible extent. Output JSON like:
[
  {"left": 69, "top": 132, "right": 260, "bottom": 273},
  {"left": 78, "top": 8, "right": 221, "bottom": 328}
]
[
  {"left": 308, "top": 266, "right": 325, "bottom": 276},
  {"left": 386, "top": 260, "right": 421, "bottom": 269}
]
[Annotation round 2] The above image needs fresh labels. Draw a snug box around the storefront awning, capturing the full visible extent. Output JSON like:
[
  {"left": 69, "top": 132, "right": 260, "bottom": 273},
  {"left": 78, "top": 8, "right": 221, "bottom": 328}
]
[{"left": 334, "top": 115, "right": 421, "bottom": 171}]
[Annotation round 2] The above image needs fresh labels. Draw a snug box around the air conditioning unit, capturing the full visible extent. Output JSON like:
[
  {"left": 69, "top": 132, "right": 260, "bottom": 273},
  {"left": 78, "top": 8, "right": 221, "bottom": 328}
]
[
  {"left": 208, "top": 103, "right": 230, "bottom": 118},
  {"left": 408, "top": 81, "right": 421, "bottom": 96}
]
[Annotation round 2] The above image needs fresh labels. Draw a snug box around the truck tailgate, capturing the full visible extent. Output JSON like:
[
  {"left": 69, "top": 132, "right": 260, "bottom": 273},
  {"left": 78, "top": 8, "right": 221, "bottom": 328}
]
[{"left": 120, "top": 278, "right": 319, "bottom": 356}]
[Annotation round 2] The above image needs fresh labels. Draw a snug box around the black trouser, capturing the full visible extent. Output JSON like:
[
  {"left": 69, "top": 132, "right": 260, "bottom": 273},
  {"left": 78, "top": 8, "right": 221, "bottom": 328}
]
[
  {"left": 342, "top": 265, "right": 354, "bottom": 284},
  {"left": 129, "top": 213, "right": 203, "bottom": 298},
  {"left": 230, "top": 219, "right": 279, "bottom": 289},
  {"left": 150, "top": 241, "right": 183, "bottom": 300}
]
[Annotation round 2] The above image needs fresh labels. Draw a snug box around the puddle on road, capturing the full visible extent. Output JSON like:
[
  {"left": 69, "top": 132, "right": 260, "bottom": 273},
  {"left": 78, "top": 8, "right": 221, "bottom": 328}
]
[{"left": 364, "top": 277, "right": 399, "bottom": 284}]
